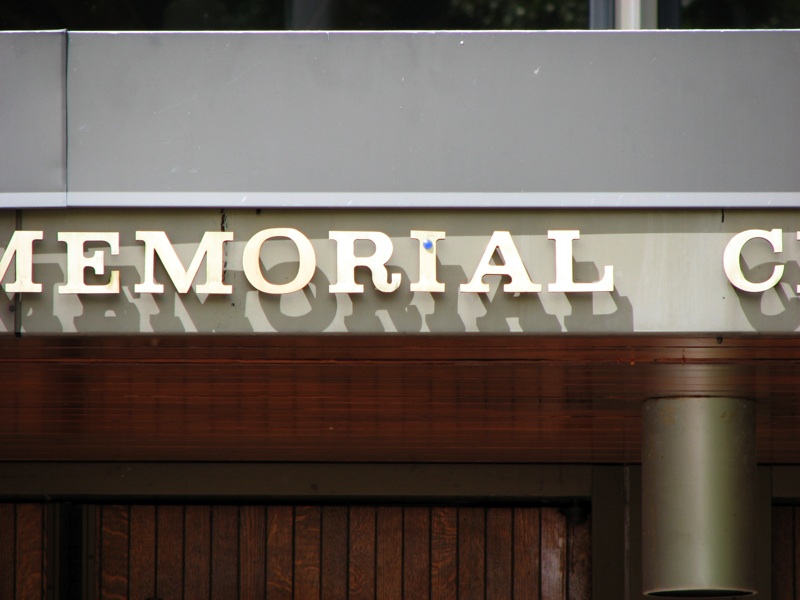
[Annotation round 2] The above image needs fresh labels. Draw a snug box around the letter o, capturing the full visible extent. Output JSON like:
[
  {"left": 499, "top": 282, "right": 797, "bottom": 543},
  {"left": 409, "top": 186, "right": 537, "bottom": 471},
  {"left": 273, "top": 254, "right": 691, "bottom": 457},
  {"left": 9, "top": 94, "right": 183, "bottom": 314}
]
[{"left": 243, "top": 228, "right": 316, "bottom": 294}]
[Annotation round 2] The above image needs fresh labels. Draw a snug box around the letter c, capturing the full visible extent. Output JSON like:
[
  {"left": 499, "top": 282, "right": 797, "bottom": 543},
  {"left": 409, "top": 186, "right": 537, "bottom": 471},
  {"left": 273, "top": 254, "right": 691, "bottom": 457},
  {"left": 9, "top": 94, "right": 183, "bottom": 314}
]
[{"left": 723, "top": 229, "right": 783, "bottom": 292}]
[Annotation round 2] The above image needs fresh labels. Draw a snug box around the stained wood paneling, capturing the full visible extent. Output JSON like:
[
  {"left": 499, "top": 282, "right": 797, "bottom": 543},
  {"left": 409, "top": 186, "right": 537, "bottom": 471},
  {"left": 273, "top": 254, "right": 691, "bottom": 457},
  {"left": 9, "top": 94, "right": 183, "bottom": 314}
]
[
  {"left": 568, "top": 516, "right": 591, "bottom": 600},
  {"left": 487, "top": 508, "right": 513, "bottom": 600},
  {"left": 431, "top": 507, "right": 457, "bottom": 600},
  {"left": 541, "top": 507, "right": 567, "bottom": 600},
  {"left": 294, "top": 506, "right": 321, "bottom": 599},
  {"left": 184, "top": 505, "right": 211, "bottom": 600},
  {"left": 2, "top": 335, "right": 800, "bottom": 463},
  {"left": 158, "top": 505, "right": 184, "bottom": 600},
  {"left": 322, "top": 506, "right": 348, "bottom": 598},
  {"left": 89, "top": 503, "right": 589, "bottom": 600},
  {"left": 349, "top": 506, "right": 376, "bottom": 600},
  {"left": 377, "top": 507, "right": 403, "bottom": 600},
  {"left": 129, "top": 505, "right": 156, "bottom": 600},
  {"left": 239, "top": 506, "right": 266, "bottom": 599},
  {"left": 0, "top": 503, "right": 15, "bottom": 599},
  {"left": 100, "top": 505, "right": 128, "bottom": 600},
  {"left": 266, "top": 506, "right": 293, "bottom": 600},
  {"left": 0, "top": 504, "right": 52, "bottom": 600},
  {"left": 211, "top": 505, "right": 238, "bottom": 599},
  {"left": 405, "top": 507, "right": 431, "bottom": 599},
  {"left": 459, "top": 507, "right": 485, "bottom": 600},
  {"left": 513, "top": 508, "right": 540, "bottom": 600}
]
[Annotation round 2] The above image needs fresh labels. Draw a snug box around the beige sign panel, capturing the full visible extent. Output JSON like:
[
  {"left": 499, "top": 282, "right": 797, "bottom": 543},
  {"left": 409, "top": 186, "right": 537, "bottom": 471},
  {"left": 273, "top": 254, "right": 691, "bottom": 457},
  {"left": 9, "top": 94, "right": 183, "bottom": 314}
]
[
  {"left": 0, "top": 212, "right": 17, "bottom": 334},
  {"left": 3, "top": 209, "right": 800, "bottom": 335}
]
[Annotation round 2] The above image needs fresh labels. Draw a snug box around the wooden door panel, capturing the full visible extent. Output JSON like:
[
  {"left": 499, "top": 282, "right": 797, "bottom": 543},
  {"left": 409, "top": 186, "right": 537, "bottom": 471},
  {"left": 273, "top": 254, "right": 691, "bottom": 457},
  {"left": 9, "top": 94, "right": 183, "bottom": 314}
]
[
  {"left": 0, "top": 504, "right": 50, "bottom": 600},
  {"left": 183, "top": 505, "right": 211, "bottom": 600},
  {"left": 239, "top": 506, "right": 266, "bottom": 598},
  {"left": 89, "top": 504, "right": 590, "bottom": 599},
  {"left": 431, "top": 507, "right": 457, "bottom": 600},
  {"left": 129, "top": 505, "right": 156, "bottom": 600}
]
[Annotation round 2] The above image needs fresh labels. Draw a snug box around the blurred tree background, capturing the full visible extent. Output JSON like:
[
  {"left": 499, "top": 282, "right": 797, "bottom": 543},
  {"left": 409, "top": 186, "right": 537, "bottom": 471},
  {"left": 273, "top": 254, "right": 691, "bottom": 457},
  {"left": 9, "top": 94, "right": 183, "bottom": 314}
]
[
  {"left": 0, "top": 0, "right": 798, "bottom": 30},
  {"left": 0, "top": 0, "right": 283, "bottom": 29},
  {"left": 333, "top": 0, "right": 587, "bottom": 29},
  {"left": 682, "top": 0, "right": 800, "bottom": 28}
]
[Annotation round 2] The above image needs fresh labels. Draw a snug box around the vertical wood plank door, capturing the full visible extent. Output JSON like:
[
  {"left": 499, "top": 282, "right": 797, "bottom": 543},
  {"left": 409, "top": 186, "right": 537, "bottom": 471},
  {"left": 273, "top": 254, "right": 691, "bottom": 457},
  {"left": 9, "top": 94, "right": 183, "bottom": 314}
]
[
  {"left": 90, "top": 504, "right": 590, "bottom": 600},
  {"left": 0, "top": 504, "right": 50, "bottom": 600}
]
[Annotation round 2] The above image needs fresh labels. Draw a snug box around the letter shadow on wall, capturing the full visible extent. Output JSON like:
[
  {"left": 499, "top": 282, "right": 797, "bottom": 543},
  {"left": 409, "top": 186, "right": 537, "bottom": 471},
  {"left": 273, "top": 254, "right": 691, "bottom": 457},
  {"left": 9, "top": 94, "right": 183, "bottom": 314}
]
[
  {"left": 20, "top": 264, "right": 148, "bottom": 334},
  {"left": 146, "top": 278, "right": 253, "bottom": 334},
  {"left": 257, "top": 262, "right": 337, "bottom": 332},
  {"left": 75, "top": 266, "right": 145, "bottom": 333},
  {"left": 474, "top": 284, "right": 562, "bottom": 333},
  {"left": 425, "top": 262, "right": 468, "bottom": 332},
  {"left": 343, "top": 266, "right": 422, "bottom": 333},
  {"left": 736, "top": 259, "right": 800, "bottom": 333},
  {"left": 563, "top": 260, "right": 633, "bottom": 333},
  {"left": 20, "top": 263, "right": 71, "bottom": 333}
]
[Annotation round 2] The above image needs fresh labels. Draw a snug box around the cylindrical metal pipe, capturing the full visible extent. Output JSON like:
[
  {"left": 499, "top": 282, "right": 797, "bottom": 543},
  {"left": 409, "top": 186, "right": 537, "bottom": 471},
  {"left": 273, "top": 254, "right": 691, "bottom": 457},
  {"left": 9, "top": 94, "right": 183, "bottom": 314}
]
[{"left": 642, "top": 396, "right": 756, "bottom": 597}]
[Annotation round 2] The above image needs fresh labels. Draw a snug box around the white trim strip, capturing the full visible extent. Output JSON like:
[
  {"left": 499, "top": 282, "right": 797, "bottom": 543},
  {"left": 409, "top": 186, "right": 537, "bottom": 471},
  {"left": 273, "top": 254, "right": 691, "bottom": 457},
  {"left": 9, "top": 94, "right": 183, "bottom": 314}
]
[
  {"left": 66, "top": 191, "right": 800, "bottom": 209},
  {"left": 0, "top": 192, "right": 67, "bottom": 208}
]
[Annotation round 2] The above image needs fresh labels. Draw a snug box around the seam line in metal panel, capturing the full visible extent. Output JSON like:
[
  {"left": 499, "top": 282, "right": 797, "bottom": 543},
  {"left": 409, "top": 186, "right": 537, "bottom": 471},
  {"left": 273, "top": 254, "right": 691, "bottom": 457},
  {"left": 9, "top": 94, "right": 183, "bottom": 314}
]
[{"left": 64, "top": 30, "right": 70, "bottom": 206}]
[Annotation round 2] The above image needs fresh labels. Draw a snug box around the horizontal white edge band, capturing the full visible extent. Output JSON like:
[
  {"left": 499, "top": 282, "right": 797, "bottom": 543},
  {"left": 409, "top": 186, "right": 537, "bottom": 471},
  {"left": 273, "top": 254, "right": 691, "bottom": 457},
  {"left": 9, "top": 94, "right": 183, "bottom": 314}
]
[
  {"left": 2, "top": 191, "right": 799, "bottom": 209},
  {"left": 0, "top": 192, "right": 67, "bottom": 208}
]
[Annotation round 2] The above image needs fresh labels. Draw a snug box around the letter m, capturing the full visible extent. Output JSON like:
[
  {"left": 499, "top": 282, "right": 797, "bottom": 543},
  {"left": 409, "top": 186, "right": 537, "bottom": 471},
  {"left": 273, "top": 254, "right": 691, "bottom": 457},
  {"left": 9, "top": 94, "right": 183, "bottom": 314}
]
[
  {"left": 0, "top": 231, "right": 43, "bottom": 293},
  {"left": 134, "top": 231, "right": 233, "bottom": 294}
]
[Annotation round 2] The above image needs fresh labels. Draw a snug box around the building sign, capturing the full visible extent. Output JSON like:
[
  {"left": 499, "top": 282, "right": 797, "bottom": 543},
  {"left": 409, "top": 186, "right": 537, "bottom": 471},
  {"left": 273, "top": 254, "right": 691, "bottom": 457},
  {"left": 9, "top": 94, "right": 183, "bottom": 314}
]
[
  {"left": 0, "top": 209, "right": 798, "bottom": 335},
  {"left": 1, "top": 228, "right": 614, "bottom": 296}
]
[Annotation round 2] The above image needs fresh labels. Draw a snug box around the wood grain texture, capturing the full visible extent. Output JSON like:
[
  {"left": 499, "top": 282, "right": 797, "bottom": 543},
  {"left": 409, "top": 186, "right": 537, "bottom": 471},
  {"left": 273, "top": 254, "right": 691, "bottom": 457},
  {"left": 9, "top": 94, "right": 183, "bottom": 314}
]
[
  {"left": 211, "top": 505, "right": 239, "bottom": 600},
  {"left": 486, "top": 508, "right": 512, "bottom": 600},
  {"left": 184, "top": 505, "right": 211, "bottom": 600},
  {"left": 376, "top": 507, "right": 403, "bottom": 600},
  {"left": 157, "top": 505, "right": 184, "bottom": 600},
  {"left": 322, "top": 506, "right": 348, "bottom": 599},
  {"left": 267, "top": 506, "right": 293, "bottom": 600},
  {"left": 100, "top": 505, "right": 128, "bottom": 600},
  {"left": 2, "top": 335, "right": 800, "bottom": 463},
  {"left": 129, "top": 505, "right": 156, "bottom": 600},
  {"left": 1, "top": 500, "right": 593, "bottom": 600},
  {"left": 458, "top": 508, "right": 485, "bottom": 600},
  {"left": 294, "top": 506, "right": 321, "bottom": 600},
  {"left": 567, "top": 516, "right": 591, "bottom": 600},
  {"left": 0, "top": 504, "right": 15, "bottom": 600},
  {"left": 541, "top": 508, "right": 566, "bottom": 600},
  {"left": 404, "top": 507, "right": 431, "bottom": 600},
  {"left": 239, "top": 506, "right": 266, "bottom": 599},
  {"left": 513, "top": 508, "right": 540, "bottom": 600},
  {"left": 431, "top": 507, "right": 457, "bottom": 600},
  {"left": 349, "top": 506, "right": 376, "bottom": 600}
]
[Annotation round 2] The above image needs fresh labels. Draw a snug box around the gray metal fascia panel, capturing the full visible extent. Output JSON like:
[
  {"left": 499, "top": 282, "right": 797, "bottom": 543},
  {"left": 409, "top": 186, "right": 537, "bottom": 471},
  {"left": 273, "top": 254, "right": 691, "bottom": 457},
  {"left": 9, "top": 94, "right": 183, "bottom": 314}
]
[
  {"left": 65, "top": 31, "right": 800, "bottom": 208},
  {"left": 0, "top": 31, "right": 67, "bottom": 208}
]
